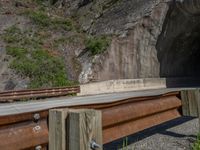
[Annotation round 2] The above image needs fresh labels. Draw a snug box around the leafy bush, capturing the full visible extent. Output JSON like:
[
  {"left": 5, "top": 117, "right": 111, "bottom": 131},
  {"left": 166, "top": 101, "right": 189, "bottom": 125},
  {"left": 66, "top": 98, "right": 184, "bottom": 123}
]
[
  {"left": 27, "top": 11, "right": 51, "bottom": 27},
  {"left": 6, "top": 46, "right": 27, "bottom": 58},
  {"left": 3, "top": 26, "right": 76, "bottom": 88},
  {"left": 3, "top": 26, "right": 22, "bottom": 43},
  {"left": 9, "top": 48, "right": 72, "bottom": 88},
  {"left": 86, "top": 36, "right": 110, "bottom": 55},
  {"left": 53, "top": 18, "right": 73, "bottom": 31},
  {"left": 192, "top": 134, "right": 200, "bottom": 150}
]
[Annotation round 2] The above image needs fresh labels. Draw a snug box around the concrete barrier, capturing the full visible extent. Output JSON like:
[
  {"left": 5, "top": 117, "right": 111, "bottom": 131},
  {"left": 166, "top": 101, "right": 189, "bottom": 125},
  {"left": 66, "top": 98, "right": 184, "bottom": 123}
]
[{"left": 78, "top": 78, "right": 167, "bottom": 96}]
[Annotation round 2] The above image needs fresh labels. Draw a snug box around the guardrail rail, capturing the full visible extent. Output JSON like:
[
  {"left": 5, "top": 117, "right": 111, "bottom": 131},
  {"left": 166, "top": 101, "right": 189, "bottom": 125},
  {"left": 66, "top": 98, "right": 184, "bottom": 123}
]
[
  {"left": 0, "top": 91, "right": 181, "bottom": 150},
  {"left": 0, "top": 86, "right": 80, "bottom": 102}
]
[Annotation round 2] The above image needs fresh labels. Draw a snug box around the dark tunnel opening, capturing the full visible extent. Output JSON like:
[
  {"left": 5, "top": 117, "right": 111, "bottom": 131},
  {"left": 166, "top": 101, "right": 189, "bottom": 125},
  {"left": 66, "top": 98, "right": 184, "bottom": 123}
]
[
  {"left": 159, "top": 27, "right": 200, "bottom": 77},
  {"left": 156, "top": 1, "right": 200, "bottom": 87}
]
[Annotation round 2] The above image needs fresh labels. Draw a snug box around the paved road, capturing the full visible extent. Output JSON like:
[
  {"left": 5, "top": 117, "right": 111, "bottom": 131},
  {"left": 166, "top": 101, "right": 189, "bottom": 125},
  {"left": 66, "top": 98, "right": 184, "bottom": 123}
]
[
  {"left": 0, "top": 87, "right": 196, "bottom": 116},
  {"left": 105, "top": 117, "right": 198, "bottom": 150}
]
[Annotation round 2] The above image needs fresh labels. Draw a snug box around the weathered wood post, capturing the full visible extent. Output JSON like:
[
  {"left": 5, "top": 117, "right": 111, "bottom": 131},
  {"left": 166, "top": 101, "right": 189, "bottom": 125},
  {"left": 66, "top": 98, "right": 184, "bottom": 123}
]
[
  {"left": 49, "top": 109, "right": 102, "bottom": 150},
  {"left": 181, "top": 89, "right": 200, "bottom": 131},
  {"left": 181, "top": 90, "right": 198, "bottom": 116},
  {"left": 49, "top": 109, "right": 69, "bottom": 150},
  {"left": 195, "top": 89, "right": 200, "bottom": 131}
]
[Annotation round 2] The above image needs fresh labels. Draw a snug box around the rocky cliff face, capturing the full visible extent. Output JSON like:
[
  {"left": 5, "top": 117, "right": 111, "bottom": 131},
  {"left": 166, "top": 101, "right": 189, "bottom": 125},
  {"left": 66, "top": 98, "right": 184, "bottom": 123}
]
[
  {"left": 78, "top": 0, "right": 170, "bottom": 83},
  {"left": 0, "top": 0, "right": 200, "bottom": 90},
  {"left": 90, "top": 2, "right": 169, "bottom": 81},
  {"left": 0, "top": 3, "right": 30, "bottom": 90},
  {"left": 77, "top": 0, "right": 200, "bottom": 83}
]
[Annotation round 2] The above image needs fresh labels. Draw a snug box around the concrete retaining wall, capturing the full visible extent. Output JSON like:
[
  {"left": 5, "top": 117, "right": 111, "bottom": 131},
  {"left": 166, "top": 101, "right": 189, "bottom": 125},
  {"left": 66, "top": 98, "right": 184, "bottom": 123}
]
[{"left": 78, "top": 78, "right": 167, "bottom": 96}]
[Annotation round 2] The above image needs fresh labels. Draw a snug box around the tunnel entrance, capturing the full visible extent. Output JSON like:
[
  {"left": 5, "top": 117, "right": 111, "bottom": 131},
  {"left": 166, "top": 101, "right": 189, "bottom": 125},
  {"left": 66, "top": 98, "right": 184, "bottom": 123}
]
[{"left": 156, "top": 1, "right": 200, "bottom": 86}]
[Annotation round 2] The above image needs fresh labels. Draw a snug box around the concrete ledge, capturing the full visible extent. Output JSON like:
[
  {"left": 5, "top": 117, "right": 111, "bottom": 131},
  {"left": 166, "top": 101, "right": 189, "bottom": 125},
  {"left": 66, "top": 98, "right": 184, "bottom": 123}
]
[{"left": 78, "top": 78, "right": 167, "bottom": 96}]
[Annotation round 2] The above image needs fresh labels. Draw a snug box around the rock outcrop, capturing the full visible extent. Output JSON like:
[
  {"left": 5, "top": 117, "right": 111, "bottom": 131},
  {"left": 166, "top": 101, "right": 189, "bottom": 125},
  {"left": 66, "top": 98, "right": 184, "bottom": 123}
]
[
  {"left": 77, "top": 0, "right": 200, "bottom": 83},
  {"left": 0, "top": 9, "right": 29, "bottom": 90},
  {"left": 78, "top": 0, "right": 170, "bottom": 83}
]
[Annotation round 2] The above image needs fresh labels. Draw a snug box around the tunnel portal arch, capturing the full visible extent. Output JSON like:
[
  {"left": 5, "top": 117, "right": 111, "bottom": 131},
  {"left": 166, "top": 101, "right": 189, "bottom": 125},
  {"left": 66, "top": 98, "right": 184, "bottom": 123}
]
[{"left": 156, "top": 0, "right": 200, "bottom": 78}]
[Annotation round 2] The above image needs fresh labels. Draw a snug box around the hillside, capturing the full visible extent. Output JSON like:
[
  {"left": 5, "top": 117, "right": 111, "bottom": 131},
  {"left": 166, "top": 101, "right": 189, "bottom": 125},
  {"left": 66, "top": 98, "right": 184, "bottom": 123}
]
[
  {"left": 0, "top": 0, "right": 86, "bottom": 90},
  {"left": 0, "top": 0, "right": 200, "bottom": 91}
]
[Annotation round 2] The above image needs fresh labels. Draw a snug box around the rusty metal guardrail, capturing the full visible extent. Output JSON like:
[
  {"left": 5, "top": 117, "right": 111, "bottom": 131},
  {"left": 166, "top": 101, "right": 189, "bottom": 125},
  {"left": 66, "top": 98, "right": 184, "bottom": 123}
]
[
  {"left": 0, "top": 86, "right": 80, "bottom": 102},
  {"left": 0, "top": 91, "right": 181, "bottom": 150}
]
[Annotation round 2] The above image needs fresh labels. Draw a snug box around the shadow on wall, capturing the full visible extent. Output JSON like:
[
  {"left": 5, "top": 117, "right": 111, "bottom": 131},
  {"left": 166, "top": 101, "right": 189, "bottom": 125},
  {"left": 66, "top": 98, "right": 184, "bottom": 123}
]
[
  {"left": 156, "top": 0, "right": 200, "bottom": 88},
  {"left": 165, "top": 78, "right": 200, "bottom": 88}
]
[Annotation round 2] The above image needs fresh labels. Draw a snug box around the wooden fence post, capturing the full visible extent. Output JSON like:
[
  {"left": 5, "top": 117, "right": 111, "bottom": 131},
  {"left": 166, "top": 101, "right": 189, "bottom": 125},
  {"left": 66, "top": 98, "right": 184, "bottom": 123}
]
[
  {"left": 49, "top": 109, "right": 69, "bottom": 150},
  {"left": 49, "top": 109, "right": 102, "bottom": 150},
  {"left": 181, "top": 90, "right": 198, "bottom": 117},
  {"left": 195, "top": 89, "right": 200, "bottom": 131},
  {"left": 181, "top": 89, "right": 200, "bottom": 131}
]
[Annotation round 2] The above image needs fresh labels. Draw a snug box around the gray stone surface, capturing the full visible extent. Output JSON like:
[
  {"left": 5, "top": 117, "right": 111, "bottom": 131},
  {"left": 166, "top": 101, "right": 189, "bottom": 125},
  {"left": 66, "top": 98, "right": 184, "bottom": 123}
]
[
  {"left": 0, "top": 11, "right": 29, "bottom": 91},
  {"left": 77, "top": 0, "right": 200, "bottom": 83},
  {"left": 90, "top": 0, "right": 170, "bottom": 35},
  {"left": 131, "top": 118, "right": 198, "bottom": 150},
  {"left": 104, "top": 117, "right": 199, "bottom": 150},
  {"left": 79, "top": 1, "right": 170, "bottom": 83}
]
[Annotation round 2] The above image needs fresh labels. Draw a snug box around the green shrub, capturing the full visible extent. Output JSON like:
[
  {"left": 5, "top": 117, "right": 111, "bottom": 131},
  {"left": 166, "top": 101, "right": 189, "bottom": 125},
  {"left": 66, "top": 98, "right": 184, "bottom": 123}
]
[
  {"left": 86, "top": 36, "right": 110, "bottom": 55},
  {"left": 25, "top": 11, "right": 73, "bottom": 31},
  {"left": 26, "top": 11, "right": 51, "bottom": 27},
  {"left": 192, "top": 133, "right": 200, "bottom": 150},
  {"left": 52, "top": 18, "right": 73, "bottom": 31},
  {"left": 10, "top": 57, "right": 37, "bottom": 77},
  {"left": 4, "top": 25, "right": 21, "bottom": 34},
  {"left": 3, "top": 26, "right": 77, "bottom": 89},
  {"left": 3, "top": 26, "right": 22, "bottom": 43},
  {"left": 6, "top": 47, "right": 27, "bottom": 58},
  {"left": 9, "top": 49, "right": 72, "bottom": 88}
]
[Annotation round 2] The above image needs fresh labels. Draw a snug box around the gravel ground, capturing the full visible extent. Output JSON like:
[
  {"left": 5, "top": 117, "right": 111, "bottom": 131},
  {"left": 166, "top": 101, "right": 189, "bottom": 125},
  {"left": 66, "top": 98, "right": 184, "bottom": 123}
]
[{"left": 104, "top": 117, "right": 199, "bottom": 150}]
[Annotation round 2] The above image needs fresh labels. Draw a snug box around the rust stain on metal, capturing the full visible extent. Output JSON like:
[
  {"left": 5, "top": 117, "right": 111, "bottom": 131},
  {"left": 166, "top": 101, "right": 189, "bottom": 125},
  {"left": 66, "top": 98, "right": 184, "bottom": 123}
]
[
  {"left": 0, "top": 111, "right": 48, "bottom": 126},
  {"left": 0, "top": 92, "right": 179, "bottom": 126},
  {"left": 103, "top": 109, "right": 181, "bottom": 144},
  {"left": 0, "top": 119, "right": 48, "bottom": 150},
  {"left": 0, "top": 91, "right": 182, "bottom": 149},
  {"left": 102, "top": 96, "right": 181, "bottom": 128},
  {"left": 0, "top": 86, "right": 80, "bottom": 102}
]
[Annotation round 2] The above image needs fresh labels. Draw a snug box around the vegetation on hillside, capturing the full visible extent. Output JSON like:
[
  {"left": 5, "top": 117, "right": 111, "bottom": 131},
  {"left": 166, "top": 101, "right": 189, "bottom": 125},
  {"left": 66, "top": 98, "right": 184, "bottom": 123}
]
[
  {"left": 3, "top": 25, "right": 75, "bottom": 88},
  {"left": 1, "top": 0, "right": 111, "bottom": 89},
  {"left": 192, "top": 134, "right": 200, "bottom": 150},
  {"left": 25, "top": 10, "right": 73, "bottom": 31},
  {"left": 86, "top": 36, "right": 111, "bottom": 55}
]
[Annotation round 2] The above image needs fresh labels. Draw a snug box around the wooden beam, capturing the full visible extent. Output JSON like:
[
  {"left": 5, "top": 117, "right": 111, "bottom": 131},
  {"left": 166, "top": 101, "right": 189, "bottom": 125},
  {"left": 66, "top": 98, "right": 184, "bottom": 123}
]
[
  {"left": 195, "top": 89, "right": 200, "bottom": 131},
  {"left": 181, "top": 90, "right": 198, "bottom": 117},
  {"left": 49, "top": 109, "right": 102, "bottom": 150},
  {"left": 49, "top": 109, "right": 69, "bottom": 150},
  {"left": 67, "top": 109, "right": 102, "bottom": 150}
]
